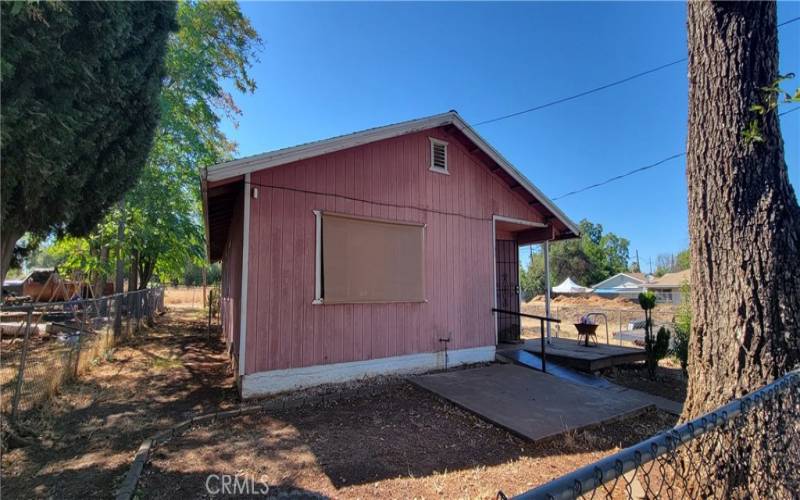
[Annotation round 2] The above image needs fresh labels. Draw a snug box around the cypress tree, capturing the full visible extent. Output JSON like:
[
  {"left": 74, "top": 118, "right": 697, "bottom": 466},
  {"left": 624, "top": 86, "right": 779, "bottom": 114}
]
[{"left": 0, "top": 1, "right": 177, "bottom": 280}]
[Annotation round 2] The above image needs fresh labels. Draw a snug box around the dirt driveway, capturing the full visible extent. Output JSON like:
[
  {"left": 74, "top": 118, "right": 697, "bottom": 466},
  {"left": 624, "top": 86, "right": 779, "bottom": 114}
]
[{"left": 1, "top": 308, "right": 237, "bottom": 498}]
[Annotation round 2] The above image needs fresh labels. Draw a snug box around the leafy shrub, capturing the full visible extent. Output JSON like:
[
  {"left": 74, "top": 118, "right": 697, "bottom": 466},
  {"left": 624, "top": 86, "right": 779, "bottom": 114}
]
[
  {"left": 639, "top": 291, "right": 667, "bottom": 378},
  {"left": 671, "top": 281, "right": 691, "bottom": 375}
]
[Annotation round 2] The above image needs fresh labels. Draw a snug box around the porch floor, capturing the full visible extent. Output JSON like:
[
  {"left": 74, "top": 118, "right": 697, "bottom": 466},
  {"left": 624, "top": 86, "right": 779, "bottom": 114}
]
[
  {"left": 409, "top": 364, "right": 652, "bottom": 443},
  {"left": 505, "top": 337, "right": 646, "bottom": 372}
]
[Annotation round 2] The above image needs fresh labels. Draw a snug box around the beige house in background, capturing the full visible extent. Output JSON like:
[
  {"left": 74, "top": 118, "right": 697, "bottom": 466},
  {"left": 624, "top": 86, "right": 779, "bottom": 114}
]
[{"left": 643, "top": 269, "right": 690, "bottom": 304}]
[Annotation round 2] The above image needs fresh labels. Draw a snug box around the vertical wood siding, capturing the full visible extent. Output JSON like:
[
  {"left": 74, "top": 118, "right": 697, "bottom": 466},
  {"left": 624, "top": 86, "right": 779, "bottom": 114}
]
[
  {"left": 220, "top": 192, "right": 244, "bottom": 369},
  {"left": 243, "top": 127, "right": 544, "bottom": 374}
]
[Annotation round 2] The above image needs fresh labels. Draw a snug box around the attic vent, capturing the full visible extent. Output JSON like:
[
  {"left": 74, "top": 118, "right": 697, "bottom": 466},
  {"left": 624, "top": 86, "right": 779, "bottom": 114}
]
[{"left": 429, "top": 138, "right": 448, "bottom": 174}]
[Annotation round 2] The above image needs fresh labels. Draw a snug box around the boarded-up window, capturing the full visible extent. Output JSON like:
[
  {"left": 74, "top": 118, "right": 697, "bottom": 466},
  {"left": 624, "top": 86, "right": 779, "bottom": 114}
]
[{"left": 320, "top": 213, "right": 425, "bottom": 304}]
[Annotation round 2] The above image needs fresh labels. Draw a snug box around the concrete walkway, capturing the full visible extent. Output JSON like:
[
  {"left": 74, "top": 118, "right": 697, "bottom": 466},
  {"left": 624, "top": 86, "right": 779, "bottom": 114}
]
[{"left": 410, "top": 364, "right": 654, "bottom": 442}]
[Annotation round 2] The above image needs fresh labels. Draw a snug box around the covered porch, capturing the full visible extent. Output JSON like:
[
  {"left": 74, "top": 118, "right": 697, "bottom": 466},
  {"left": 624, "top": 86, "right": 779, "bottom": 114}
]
[
  {"left": 500, "top": 338, "right": 647, "bottom": 372},
  {"left": 492, "top": 215, "right": 564, "bottom": 345}
]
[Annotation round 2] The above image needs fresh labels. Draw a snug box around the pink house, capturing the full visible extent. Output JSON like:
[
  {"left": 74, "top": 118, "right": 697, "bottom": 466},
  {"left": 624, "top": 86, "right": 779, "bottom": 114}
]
[{"left": 202, "top": 111, "right": 578, "bottom": 398}]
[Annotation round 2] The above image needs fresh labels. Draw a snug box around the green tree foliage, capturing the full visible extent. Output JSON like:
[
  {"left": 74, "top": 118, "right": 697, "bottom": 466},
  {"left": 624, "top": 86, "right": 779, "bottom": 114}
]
[
  {"left": 655, "top": 248, "right": 690, "bottom": 276},
  {"left": 123, "top": 0, "right": 260, "bottom": 287},
  {"left": 0, "top": 1, "right": 177, "bottom": 281},
  {"left": 671, "top": 281, "right": 692, "bottom": 375},
  {"left": 519, "top": 219, "right": 630, "bottom": 298},
  {"left": 182, "top": 262, "right": 222, "bottom": 286},
  {"left": 28, "top": 0, "right": 261, "bottom": 288},
  {"left": 675, "top": 248, "right": 690, "bottom": 271}
]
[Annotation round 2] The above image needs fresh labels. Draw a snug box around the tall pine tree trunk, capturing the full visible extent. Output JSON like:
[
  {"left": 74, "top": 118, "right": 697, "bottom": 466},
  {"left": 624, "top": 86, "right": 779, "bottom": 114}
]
[{"left": 684, "top": 1, "right": 800, "bottom": 419}]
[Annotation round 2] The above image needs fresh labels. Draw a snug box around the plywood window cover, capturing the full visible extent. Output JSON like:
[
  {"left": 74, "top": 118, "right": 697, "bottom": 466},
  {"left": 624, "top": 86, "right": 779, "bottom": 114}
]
[{"left": 315, "top": 211, "right": 426, "bottom": 305}]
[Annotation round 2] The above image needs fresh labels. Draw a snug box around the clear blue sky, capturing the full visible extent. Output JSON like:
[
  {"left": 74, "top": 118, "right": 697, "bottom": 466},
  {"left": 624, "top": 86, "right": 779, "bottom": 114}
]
[{"left": 221, "top": 1, "right": 800, "bottom": 274}]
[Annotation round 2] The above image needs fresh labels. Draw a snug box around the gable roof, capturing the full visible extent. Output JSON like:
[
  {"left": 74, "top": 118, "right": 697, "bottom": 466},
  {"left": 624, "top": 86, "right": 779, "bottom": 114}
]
[
  {"left": 203, "top": 111, "right": 579, "bottom": 238},
  {"left": 646, "top": 269, "right": 691, "bottom": 288},
  {"left": 591, "top": 272, "right": 647, "bottom": 289}
]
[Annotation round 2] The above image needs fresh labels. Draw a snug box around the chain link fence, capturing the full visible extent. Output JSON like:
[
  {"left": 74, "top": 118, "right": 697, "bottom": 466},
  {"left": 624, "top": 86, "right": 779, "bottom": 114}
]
[
  {"left": 510, "top": 368, "right": 800, "bottom": 499},
  {"left": 522, "top": 301, "right": 677, "bottom": 347},
  {"left": 1, "top": 288, "right": 164, "bottom": 420}
]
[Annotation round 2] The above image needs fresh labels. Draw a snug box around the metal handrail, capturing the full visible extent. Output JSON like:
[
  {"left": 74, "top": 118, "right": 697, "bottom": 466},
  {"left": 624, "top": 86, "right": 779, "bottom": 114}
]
[
  {"left": 492, "top": 308, "right": 562, "bottom": 323},
  {"left": 492, "top": 308, "right": 561, "bottom": 373}
]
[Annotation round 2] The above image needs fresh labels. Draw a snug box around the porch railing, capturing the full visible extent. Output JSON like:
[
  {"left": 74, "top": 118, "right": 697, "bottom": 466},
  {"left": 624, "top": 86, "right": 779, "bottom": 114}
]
[{"left": 492, "top": 308, "right": 560, "bottom": 373}]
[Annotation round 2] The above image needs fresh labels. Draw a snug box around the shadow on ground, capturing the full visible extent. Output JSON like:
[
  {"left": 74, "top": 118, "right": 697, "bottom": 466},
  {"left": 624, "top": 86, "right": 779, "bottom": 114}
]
[
  {"left": 1, "top": 308, "right": 238, "bottom": 499},
  {"left": 139, "top": 381, "right": 678, "bottom": 498}
]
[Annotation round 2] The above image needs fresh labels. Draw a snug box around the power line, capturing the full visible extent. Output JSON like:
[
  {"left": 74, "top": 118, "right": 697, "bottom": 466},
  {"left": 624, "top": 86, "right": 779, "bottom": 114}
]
[
  {"left": 473, "top": 15, "right": 800, "bottom": 128},
  {"left": 473, "top": 59, "right": 686, "bottom": 126},
  {"left": 552, "top": 105, "right": 800, "bottom": 200},
  {"left": 552, "top": 153, "right": 686, "bottom": 200}
]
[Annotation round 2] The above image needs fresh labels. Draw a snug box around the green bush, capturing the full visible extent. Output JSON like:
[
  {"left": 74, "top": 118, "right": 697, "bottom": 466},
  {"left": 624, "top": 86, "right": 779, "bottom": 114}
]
[
  {"left": 670, "top": 282, "right": 691, "bottom": 375},
  {"left": 638, "top": 290, "right": 657, "bottom": 310},
  {"left": 639, "top": 291, "right": 668, "bottom": 378}
]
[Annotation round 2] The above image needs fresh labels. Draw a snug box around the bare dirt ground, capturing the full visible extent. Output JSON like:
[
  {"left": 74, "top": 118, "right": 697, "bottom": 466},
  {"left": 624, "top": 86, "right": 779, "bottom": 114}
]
[
  {"left": 2, "top": 290, "right": 680, "bottom": 499},
  {"left": 521, "top": 296, "right": 677, "bottom": 346},
  {"left": 140, "top": 381, "right": 676, "bottom": 499},
  {"left": 605, "top": 360, "right": 688, "bottom": 403},
  {"left": 1, "top": 307, "right": 237, "bottom": 498}
]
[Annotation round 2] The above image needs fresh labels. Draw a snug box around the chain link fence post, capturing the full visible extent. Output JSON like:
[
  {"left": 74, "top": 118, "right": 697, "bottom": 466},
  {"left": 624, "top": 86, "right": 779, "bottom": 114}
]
[
  {"left": 113, "top": 292, "right": 123, "bottom": 341},
  {"left": 10, "top": 309, "right": 33, "bottom": 421},
  {"left": 73, "top": 303, "right": 87, "bottom": 379}
]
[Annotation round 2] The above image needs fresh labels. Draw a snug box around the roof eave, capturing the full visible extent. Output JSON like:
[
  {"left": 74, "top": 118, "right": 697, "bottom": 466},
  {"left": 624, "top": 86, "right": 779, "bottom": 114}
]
[{"left": 205, "top": 110, "right": 580, "bottom": 239}]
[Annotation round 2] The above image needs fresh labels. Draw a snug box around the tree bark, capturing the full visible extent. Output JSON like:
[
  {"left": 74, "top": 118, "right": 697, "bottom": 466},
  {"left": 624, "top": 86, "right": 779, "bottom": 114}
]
[
  {"left": 137, "top": 255, "right": 156, "bottom": 288},
  {"left": 0, "top": 229, "right": 23, "bottom": 284},
  {"left": 93, "top": 246, "right": 109, "bottom": 298},
  {"left": 129, "top": 250, "right": 139, "bottom": 292},
  {"left": 685, "top": 2, "right": 800, "bottom": 416}
]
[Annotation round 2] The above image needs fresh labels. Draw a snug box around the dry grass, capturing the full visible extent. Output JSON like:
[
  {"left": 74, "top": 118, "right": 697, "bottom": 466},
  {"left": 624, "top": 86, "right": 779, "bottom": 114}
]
[
  {"left": 164, "top": 286, "right": 207, "bottom": 309},
  {"left": 521, "top": 297, "right": 677, "bottom": 347},
  {"left": 1, "top": 307, "right": 236, "bottom": 499}
]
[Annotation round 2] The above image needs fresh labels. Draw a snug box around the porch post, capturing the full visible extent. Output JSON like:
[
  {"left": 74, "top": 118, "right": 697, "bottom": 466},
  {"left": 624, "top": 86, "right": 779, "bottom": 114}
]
[{"left": 543, "top": 240, "right": 552, "bottom": 342}]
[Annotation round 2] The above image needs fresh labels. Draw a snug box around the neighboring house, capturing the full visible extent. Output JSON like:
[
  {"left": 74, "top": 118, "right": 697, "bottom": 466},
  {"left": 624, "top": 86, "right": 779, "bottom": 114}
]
[
  {"left": 202, "top": 111, "right": 579, "bottom": 398},
  {"left": 643, "top": 269, "right": 690, "bottom": 304},
  {"left": 591, "top": 272, "right": 648, "bottom": 298},
  {"left": 551, "top": 277, "right": 592, "bottom": 295}
]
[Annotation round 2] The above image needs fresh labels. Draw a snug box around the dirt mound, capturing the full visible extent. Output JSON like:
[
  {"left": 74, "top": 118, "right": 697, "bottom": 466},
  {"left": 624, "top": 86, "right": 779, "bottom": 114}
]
[{"left": 528, "top": 294, "right": 638, "bottom": 307}]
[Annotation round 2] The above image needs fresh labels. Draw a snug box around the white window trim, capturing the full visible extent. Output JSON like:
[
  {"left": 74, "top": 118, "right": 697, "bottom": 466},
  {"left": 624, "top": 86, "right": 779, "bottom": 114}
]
[
  {"left": 313, "top": 210, "right": 323, "bottom": 304},
  {"left": 429, "top": 137, "right": 449, "bottom": 175}
]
